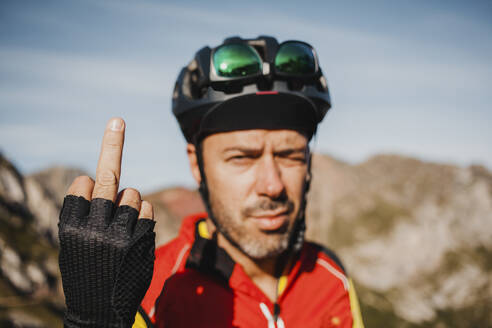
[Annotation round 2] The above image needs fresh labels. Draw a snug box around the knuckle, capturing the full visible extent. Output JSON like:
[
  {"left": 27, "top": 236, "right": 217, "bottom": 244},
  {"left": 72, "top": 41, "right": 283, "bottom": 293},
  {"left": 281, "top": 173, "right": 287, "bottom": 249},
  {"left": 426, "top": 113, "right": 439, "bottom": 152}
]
[
  {"left": 104, "top": 141, "right": 121, "bottom": 149},
  {"left": 141, "top": 200, "right": 152, "bottom": 208},
  {"left": 67, "top": 175, "right": 94, "bottom": 195},
  {"left": 125, "top": 199, "right": 140, "bottom": 208},
  {"left": 103, "top": 132, "right": 123, "bottom": 148},
  {"left": 76, "top": 175, "right": 95, "bottom": 188},
  {"left": 96, "top": 170, "right": 117, "bottom": 186},
  {"left": 119, "top": 188, "right": 141, "bottom": 209},
  {"left": 139, "top": 201, "right": 154, "bottom": 217},
  {"left": 123, "top": 187, "right": 141, "bottom": 199},
  {"left": 73, "top": 175, "right": 92, "bottom": 184}
]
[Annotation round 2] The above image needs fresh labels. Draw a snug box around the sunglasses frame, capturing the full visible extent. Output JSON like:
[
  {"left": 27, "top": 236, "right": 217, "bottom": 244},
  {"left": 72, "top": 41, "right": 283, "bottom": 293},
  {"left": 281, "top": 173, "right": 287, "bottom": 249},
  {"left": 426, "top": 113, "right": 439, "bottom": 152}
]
[
  {"left": 208, "top": 40, "right": 322, "bottom": 90},
  {"left": 272, "top": 40, "right": 320, "bottom": 79},
  {"left": 209, "top": 43, "right": 263, "bottom": 84}
]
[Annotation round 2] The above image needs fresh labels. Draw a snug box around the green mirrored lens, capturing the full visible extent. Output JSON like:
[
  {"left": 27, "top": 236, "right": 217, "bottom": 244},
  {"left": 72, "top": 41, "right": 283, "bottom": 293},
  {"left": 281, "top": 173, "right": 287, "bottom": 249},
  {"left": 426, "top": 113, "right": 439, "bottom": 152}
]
[
  {"left": 275, "top": 43, "right": 316, "bottom": 75},
  {"left": 213, "top": 44, "right": 262, "bottom": 78}
]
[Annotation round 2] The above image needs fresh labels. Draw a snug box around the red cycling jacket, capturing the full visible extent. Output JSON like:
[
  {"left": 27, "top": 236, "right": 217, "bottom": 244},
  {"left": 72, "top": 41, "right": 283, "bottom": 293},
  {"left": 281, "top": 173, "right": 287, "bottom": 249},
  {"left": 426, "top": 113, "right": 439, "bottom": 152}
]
[{"left": 135, "top": 213, "right": 364, "bottom": 328}]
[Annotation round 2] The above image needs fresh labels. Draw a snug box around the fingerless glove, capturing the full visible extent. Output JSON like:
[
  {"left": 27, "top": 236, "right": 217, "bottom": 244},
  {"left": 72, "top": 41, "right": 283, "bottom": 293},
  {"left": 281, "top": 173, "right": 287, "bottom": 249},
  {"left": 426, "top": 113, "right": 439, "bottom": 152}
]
[{"left": 58, "top": 195, "right": 155, "bottom": 328}]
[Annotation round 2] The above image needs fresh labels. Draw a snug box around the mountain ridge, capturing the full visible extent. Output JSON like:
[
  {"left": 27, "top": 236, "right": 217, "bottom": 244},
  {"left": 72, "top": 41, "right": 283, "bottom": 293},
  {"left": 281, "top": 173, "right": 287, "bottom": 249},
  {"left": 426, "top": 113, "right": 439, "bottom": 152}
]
[{"left": 0, "top": 152, "right": 490, "bottom": 327}]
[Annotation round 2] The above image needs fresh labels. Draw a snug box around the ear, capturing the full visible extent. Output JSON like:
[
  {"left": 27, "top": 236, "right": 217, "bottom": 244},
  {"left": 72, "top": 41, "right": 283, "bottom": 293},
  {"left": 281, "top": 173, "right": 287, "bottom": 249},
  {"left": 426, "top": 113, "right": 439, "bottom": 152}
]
[{"left": 187, "top": 143, "right": 202, "bottom": 185}]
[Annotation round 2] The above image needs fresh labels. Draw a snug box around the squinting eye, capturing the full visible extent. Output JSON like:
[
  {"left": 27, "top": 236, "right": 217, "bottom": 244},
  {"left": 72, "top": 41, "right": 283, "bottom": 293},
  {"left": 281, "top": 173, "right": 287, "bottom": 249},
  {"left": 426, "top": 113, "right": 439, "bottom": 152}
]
[
  {"left": 278, "top": 155, "right": 307, "bottom": 164},
  {"left": 228, "top": 155, "right": 252, "bottom": 163}
]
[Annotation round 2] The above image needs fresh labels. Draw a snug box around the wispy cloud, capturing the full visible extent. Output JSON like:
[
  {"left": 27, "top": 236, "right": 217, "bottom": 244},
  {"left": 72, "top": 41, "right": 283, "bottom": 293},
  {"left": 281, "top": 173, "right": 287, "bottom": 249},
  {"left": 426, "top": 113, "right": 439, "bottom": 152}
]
[
  {"left": 0, "top": 48, "right": 171, "bottom": 99},
  {"left": 1, "top": 0, "right": 491, "bottom": 191}
]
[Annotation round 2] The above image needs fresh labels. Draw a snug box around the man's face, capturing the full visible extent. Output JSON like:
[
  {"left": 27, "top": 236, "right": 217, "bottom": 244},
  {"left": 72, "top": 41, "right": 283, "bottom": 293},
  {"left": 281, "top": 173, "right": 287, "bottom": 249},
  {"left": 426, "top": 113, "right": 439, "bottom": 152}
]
[{"left": 200, "top": 129, "right": 309, "bottom": 259}]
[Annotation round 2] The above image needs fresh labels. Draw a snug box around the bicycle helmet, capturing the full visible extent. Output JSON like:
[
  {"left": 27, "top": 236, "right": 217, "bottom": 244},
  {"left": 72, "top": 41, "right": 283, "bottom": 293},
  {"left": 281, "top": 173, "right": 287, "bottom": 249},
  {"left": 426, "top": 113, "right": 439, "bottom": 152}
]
[{"left": 172, "top": 35, "right": 331, "bottom": 144}]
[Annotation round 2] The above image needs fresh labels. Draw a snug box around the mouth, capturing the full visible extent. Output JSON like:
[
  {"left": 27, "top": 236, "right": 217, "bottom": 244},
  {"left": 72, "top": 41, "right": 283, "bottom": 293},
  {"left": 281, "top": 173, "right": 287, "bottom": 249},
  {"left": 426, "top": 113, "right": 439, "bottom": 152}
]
[{"left": 250, "top": 210, "right": 290, "bottom": 231}]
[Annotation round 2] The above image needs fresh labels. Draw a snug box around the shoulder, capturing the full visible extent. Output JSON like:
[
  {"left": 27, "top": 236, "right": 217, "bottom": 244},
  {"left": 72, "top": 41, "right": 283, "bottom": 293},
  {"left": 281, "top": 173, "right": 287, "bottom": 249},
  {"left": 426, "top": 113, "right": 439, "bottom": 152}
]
[
  {"left": 306, "top": 241, "right": 347, "bottom": 273},
  {"left": 303, "top": 243, "right": 366, "bottom": 328},
  {"left": 300, "top": 243, "right": 364, "bottom": 326},
  {"left": 303, "top": 241, "right": 349, "bottom": 290}
]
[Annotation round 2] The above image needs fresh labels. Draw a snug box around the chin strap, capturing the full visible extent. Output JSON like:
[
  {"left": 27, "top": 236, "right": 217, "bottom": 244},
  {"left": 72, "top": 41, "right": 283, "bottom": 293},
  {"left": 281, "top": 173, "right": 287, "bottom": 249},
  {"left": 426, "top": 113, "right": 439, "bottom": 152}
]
[
  {"left": 291, "top": 151, "right": 311, "bottom": 254},
  {"left": 195, "top": 141, "right": 218, "bottom": 231}
]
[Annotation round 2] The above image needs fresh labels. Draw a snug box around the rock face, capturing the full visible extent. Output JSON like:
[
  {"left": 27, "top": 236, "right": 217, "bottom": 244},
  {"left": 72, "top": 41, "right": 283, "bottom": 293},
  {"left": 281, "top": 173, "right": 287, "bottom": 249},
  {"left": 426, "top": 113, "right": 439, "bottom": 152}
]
[
  {"left": 0, "top": 154, "right": 66, "bottom": 327},
  {"left": 1, "top": 152, "right": 491, "bottom": 327},
  {"left": 306, "top": 154, "right": 492, "bottom": 327},
  {"left": 26, "top": 166, "right": 87, "bottom": 244}
]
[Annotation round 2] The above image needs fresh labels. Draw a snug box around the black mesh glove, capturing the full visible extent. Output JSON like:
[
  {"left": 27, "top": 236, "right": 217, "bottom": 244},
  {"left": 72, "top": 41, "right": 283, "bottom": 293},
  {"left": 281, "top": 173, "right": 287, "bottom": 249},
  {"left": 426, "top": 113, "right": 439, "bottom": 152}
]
[{"left": 58, "top": 195, "right": 156, "bottom": 328}]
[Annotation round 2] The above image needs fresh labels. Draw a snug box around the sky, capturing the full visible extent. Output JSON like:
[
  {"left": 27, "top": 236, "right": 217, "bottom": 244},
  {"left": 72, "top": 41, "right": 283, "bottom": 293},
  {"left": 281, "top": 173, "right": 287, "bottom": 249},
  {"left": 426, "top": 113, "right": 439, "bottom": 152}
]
[{"left": 1, "top": 0, "right": 491, "bottom": 193}]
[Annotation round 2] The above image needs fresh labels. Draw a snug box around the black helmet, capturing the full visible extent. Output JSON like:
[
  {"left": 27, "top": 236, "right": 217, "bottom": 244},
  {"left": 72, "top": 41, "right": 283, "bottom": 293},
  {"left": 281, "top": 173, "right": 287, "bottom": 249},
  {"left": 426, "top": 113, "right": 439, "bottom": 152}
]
[{"left": 172, "top": 35, "right": 331, "bottom": 143}]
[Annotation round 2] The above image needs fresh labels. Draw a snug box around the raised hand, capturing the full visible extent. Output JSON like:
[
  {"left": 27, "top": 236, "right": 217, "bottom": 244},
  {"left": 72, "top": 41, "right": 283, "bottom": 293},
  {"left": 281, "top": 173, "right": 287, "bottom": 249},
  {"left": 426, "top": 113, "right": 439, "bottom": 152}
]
[{"left": 58, "top": 118, "right": 155, "bottom": 328}]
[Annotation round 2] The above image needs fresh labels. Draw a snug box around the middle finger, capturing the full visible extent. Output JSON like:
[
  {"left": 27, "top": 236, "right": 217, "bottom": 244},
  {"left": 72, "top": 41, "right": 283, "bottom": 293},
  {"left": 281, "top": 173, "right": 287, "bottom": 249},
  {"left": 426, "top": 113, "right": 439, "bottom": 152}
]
[{"left": 92, "top": 117, "right": 125, "bottom": 202}]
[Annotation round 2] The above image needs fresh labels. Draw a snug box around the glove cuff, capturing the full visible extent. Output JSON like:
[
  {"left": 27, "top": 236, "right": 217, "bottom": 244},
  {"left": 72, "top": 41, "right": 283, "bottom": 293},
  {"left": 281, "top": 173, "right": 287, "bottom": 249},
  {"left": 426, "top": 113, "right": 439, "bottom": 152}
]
[{"left": 64, "top": 313, "right": 133, "bottom": 328}]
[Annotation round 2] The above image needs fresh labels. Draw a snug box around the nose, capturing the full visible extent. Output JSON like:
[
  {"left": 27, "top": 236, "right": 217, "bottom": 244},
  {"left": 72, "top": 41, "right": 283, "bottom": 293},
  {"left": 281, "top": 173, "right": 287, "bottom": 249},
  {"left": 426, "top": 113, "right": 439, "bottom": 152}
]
[{"left": 255, "top": 156, "right": 285, "bottom": 199}]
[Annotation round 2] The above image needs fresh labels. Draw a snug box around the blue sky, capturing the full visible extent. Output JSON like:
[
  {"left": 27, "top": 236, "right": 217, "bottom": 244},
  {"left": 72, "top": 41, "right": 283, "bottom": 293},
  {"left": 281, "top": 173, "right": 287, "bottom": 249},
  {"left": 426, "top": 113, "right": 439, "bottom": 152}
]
[{"left": 1, "top": 0, "right": 491, "bottom": 193}]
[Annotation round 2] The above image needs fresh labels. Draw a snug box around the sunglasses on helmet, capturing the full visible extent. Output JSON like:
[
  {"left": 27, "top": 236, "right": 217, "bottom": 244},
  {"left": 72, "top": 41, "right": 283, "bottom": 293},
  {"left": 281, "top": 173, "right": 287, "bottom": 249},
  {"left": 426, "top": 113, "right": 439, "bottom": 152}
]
[{"left": 209, "top": 40, "right": 325, "bottom": 91}]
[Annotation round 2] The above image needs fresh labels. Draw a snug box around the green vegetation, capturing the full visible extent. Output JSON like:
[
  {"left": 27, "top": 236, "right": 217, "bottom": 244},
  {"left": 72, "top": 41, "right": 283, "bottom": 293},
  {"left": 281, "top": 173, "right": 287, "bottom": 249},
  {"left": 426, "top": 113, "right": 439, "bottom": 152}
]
[
  {"left": 355, "top": 283, "right": 420, "bottom": 328},
  {"left": 0, "top": 301, "right": 63, "bottom": 328},
  {"left": 328, "top": 197, "right": 411, "bottom": 248},
  {"left": 0, "top": 204, "right": 57, "bottom": 264},
  {"left": 0, "top": 201, "right": 63, "bottom": 327},
  {"left": 474, "top": 245, "right": 492, "bottom": 272},
  {"left": 429, "top": 304, "right": 492, "bottom": 328}
]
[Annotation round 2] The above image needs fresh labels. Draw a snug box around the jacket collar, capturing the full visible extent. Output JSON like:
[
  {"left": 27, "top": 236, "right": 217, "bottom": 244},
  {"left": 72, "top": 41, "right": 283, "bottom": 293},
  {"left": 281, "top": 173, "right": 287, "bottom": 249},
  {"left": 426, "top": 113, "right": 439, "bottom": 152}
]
[{"left": 185, "top": 218, "right": 235, "bottom": 282}]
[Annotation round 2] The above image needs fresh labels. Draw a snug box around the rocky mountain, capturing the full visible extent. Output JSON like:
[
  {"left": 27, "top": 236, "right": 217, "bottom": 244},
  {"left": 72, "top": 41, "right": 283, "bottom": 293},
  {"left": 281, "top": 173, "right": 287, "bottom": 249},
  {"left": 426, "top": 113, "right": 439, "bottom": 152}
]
[
  {"left": 306, "top": 154, "right": 492, "bottom": 327},
  {"left": 0, "top": 155, "right": 68, "bottom": 327},
  {"left": 0, "top": 152, "right": 491, "bottom": 327}
]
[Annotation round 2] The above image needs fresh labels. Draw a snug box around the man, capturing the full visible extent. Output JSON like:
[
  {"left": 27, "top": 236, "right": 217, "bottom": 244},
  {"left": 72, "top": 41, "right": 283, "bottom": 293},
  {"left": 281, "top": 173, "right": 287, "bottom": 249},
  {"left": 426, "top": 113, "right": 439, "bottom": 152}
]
[{"left": 58, "top": 36, "right": 364, "bottom": 328}]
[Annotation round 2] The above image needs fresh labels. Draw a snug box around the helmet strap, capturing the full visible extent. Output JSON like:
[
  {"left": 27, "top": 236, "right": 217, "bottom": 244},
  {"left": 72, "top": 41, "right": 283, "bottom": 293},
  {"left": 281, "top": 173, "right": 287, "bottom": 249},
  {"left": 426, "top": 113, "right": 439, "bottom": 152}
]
[
  {"left": 290, "top": 151, "right": 311, "bottom": 253},
  {"left": 274, "top": 151, "right": 311, "bottom": 283},
  {"left": 195, "top": 141, "right": 219, "bottom": 232}
]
